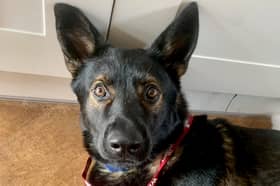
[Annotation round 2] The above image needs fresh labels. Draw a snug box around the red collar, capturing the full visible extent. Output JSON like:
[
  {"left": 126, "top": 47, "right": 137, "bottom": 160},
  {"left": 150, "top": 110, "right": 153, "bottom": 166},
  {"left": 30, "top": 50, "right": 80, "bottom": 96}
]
[{"left": 82, "top": 115, "right": 194, "bottom": 186}]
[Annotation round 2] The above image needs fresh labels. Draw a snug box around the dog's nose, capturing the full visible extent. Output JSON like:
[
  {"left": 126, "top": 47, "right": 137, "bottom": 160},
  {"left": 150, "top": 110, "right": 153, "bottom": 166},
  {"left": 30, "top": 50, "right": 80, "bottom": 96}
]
[
  {"left": 108, "top": 134, "right": 143, "bottom": 154},
  {"left": 105, "top": 128, "right": 144, "bottom": 157}
]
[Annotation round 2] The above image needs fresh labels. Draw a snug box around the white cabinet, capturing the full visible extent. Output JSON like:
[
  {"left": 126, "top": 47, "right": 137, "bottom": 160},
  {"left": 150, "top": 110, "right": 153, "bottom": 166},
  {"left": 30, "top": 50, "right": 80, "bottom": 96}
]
[
  {"left": 0, "top": 0, "right": 280, "bottom": 113},
  {"left": 0, "top": 0, "right": 44, "bottom": 35},
  {"left": 0, "top": 0, "right": 114, "bottom": 78},
  {"left": 183, "top": 0, "right": 280, "bottom": 98}
]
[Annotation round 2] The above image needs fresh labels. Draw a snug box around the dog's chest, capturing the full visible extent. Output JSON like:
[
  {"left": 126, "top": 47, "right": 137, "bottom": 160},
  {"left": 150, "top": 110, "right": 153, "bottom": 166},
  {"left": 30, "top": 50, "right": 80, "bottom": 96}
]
[{"left": 89, "top": 168, "right": 152, "bottom": 186}]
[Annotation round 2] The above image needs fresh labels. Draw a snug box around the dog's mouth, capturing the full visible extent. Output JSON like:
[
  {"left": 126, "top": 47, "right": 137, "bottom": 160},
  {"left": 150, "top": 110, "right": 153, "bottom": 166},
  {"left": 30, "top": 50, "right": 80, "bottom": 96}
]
[
  {"left": 100, "top": 148, "right": 150, "bottom": 169},
  {"left": 102, "top": 159, "right": 145, "bottom": 171}
]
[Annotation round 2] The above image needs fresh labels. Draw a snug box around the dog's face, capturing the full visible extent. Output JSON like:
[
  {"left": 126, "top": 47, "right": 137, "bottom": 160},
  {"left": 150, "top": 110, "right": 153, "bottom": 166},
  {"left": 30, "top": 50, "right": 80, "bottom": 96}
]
[{"left": 54, "top": 3, "right": 198, "bottom": 169}]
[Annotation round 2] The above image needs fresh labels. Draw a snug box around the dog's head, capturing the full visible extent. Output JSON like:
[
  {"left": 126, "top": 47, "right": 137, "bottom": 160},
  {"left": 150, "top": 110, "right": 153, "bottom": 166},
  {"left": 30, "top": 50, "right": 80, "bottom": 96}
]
[{"left": 54, "top": 3, "right": 198, "bottom": 169}]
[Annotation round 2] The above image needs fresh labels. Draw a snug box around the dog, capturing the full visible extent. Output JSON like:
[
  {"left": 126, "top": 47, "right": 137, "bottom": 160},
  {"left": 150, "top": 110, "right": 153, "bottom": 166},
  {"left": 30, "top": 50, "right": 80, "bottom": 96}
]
[{"left": 54, "top": 2, "right": 280, "bottom": 186}]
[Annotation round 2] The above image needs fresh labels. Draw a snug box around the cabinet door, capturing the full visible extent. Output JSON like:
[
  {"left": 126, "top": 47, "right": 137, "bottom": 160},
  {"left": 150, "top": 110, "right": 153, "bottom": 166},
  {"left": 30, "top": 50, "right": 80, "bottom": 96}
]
[
  {"left": 182, "top": 0, "right": 280, "bottom": 98},
  {"left": 0, "top": 0, "right": 114, "bottom": 78},
  {"left": 0, "top": 0, "right": 44, "bottom": 35}
]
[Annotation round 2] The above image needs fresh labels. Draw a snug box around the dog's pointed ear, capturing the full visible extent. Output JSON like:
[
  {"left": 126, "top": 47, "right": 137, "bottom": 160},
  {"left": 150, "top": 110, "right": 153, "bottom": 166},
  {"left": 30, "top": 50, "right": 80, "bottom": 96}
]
[
  {"left": 54, "top": 3, "right": 106, "bottom": 77},
  {"left": 148, "top": 2, "right": 199, "bottom": 78}
]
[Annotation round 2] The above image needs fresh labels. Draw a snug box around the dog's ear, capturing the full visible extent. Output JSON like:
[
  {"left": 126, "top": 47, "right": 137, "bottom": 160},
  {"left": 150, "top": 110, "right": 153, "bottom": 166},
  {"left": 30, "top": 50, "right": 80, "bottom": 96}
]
[
  {"left": 54, "top": 3, "right": 106, "bottom": 77},
  {"left": 148, "top": 2, "right": 199, "bottom": 78}
]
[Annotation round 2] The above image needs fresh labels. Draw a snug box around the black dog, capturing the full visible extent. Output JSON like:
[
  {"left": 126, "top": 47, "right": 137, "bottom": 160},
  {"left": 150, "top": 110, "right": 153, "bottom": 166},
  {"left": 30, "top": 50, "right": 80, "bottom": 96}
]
[{"left": 54, "top": 2, "right": 280, "bottom": 186}]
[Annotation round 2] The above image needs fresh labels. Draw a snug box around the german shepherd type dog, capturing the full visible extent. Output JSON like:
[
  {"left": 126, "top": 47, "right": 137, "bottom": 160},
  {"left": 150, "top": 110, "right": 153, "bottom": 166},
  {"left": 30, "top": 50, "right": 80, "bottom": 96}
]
[{"left": 54, "top": 2, "right": 280, "bottom": 186}]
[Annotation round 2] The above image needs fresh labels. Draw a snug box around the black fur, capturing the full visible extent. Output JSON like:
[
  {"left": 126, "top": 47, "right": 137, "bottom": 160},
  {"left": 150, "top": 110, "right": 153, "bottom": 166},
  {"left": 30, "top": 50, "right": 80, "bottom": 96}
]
[{"left": 54, "top": 2, "right": 280, "bottom": 185}]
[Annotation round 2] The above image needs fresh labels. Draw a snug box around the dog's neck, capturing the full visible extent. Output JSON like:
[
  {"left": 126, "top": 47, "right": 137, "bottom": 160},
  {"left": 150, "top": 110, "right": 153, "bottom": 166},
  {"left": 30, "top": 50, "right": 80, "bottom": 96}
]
[{"left": 87, "top": 145, "right": 184, "bottom": 186}]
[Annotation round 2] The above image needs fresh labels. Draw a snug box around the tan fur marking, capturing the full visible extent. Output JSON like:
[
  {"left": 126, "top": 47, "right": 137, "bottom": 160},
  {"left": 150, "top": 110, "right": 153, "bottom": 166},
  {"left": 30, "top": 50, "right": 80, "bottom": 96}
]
[
  {"left": 148, "top": 153, "right": 163, "bottom": 175},
  {"left": 148, "top": 147, "right": 183, "bottom": 176},
  {"left": 88, "top": 92, "right": 103, "bottom": 109},
  {"left": 176, "top": 64, "right": 187, "bottom": 77},
  {"left": 80, "top": 35, "right": 95, "bottom": 55},
  {"left": 164, "top": 36, "right": 189, "bottom": 57},
  {"left": 216, "top": 124, "right": 249, "bottom": 186},
  {"left": 216, "top": 124, "right": 235, "bottom": 179},
  {"left": 85, "top": 160, "right": 96, "bottom": 181},
  {"left": 162, "top": 36, "right": 191, "bottom": 77},
  {"left": 63, "top": 56, "right": 82, "bottom": 77}
]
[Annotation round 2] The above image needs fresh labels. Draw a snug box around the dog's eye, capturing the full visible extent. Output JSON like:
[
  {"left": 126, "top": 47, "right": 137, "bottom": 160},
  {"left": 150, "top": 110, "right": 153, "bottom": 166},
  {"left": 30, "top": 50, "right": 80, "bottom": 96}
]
[
  {"left": 144, "top": 85, "right": 160, "bottom": 103},
  {"left": 92, "top": 82, "right": 109, "bottom": 99}
]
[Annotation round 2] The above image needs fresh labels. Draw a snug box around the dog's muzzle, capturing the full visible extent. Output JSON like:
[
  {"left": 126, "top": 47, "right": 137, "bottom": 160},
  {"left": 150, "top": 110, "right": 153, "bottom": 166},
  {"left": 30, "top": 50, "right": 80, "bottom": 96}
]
[{"left": 103, "top": 118, "right": 148, "bottom": 162}]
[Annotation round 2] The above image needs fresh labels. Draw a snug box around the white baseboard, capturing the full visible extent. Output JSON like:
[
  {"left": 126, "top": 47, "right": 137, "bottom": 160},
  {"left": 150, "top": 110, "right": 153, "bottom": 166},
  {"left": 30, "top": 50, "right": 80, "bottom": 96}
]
[
  {"left": 0, "top": 71, "right": 75, "bottom": 101},
  {"left": 271, "top": 114, "right": 280, "bottom": 130},
  {"left": 1, "top": 71, "right": 280, "bottom": 116},
  {"left": 182, "top": 55, "right": 280, "bottom": 98}
]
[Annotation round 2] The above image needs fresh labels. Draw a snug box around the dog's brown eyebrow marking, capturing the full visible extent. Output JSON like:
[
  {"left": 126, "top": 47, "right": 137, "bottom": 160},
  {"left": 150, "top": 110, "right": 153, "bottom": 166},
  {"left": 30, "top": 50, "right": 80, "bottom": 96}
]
[
  {"left": 138, "top": 75, "right": 160, "bottom": 86},
  {"left": 94, "top": 74, "right": 112, "bottom": 84},
  {"left": 137, "top": 75, "right": 160, "bottom": 93}
]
